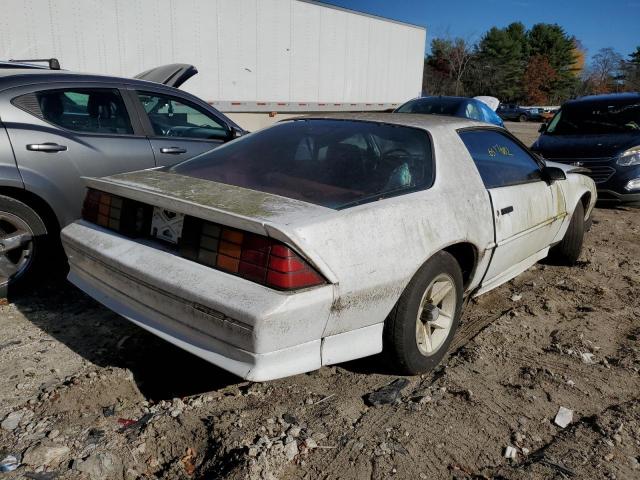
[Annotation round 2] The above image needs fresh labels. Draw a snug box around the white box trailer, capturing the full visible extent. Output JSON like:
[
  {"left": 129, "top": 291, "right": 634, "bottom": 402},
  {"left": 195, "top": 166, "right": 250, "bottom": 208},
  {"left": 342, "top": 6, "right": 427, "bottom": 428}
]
[{"left": 1, "top": 0, "right": 425, "bottom": 128}]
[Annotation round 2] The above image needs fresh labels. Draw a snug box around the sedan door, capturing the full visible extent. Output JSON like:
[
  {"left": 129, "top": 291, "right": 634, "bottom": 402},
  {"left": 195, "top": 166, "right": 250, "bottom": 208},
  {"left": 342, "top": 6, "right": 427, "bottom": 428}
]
[
  {"left": 459, "top": 129, "right": 566, "bottom": 293},
  {"left": 130, "top": 89, "right": 237, "bottom": 166},
  {"left": 2, "top": 84, "right": 155, "bottom": 227}
]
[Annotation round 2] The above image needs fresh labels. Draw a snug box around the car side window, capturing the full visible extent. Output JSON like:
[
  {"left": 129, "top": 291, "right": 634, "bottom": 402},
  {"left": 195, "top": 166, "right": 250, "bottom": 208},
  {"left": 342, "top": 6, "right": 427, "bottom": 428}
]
[
  {"left": 33, "top": 89, "right": 133, "bottom": 135},
  {"left": 459, "top": 130, "right": 542, "bottom": 188},
  {"left": 137, "top": 92, "right": 228, "bottom": 140}
]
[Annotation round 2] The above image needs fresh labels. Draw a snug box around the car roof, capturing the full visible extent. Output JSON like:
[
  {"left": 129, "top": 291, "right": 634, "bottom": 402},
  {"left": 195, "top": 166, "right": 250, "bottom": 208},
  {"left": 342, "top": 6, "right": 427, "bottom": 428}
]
[
  {"left": 567, "top": 92, "right": 640, "bottom": 106},
  {"left": 288, "top": 112, "right": 489, "bottom": 131},
  {"left": 0, "top": 68, "right": 176, "bottom": 92}
]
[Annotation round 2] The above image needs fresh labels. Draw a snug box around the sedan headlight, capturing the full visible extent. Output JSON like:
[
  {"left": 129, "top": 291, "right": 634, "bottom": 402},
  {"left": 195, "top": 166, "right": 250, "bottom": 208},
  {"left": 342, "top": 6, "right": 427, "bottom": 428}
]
[{"left": 616, "top": 146, "right": 640, "bottom": 166}]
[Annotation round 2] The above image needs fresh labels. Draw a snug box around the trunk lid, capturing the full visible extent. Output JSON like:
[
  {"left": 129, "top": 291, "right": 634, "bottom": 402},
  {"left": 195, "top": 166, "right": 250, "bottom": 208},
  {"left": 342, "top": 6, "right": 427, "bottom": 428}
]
[{"left": 83, "top": 169, "right": 338, "bottom": 281}]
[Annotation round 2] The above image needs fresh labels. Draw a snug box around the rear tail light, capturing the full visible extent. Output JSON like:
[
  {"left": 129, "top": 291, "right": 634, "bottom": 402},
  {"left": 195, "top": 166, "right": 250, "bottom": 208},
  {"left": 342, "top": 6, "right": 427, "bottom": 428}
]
[
  {"left": 82, "top": 189, "right": 325, "bottom": 291},
  {"left": 82, "top": 188, "right": 151, "bottom": 236},
  {"left": 180, "top": 218, "right": 325, "bottom": 290}
]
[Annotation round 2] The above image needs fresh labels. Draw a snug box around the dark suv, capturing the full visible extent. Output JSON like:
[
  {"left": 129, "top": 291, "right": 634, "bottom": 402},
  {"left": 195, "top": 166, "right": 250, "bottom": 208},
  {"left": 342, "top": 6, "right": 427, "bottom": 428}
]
[
  {"left": 531, "top": 93, "right": 640, "bottom": 206},
  {"left": 0, "top": 61, "right": 244, "bottom": 293}
]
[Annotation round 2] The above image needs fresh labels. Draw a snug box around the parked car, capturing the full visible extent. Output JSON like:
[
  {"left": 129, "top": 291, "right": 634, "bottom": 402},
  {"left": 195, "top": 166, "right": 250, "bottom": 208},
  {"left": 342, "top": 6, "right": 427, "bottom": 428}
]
[
  {"left": 540, "top": 107, "right": 559, "bottom": 122},
  {"left": 0, "top": 61, "right": 245, "bottom": 293},
  {"left": 61, "top": 113, "right": 596, "bottom": 381},
  {"left": 394, "top": 96, "right": 504, "bottom": 127},
  {"left": 497, "top": 104, "right": 543, "bottom": 122},
  {"left": 532, "top": 93, "right": 640, "bottom": 206}
]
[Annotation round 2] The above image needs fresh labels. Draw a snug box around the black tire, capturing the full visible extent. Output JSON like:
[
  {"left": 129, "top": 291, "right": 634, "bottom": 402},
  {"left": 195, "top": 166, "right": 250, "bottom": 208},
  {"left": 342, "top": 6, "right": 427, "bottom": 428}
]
[
  {"left": 519, "top": 114, "right": 527, "bottom": 122},
  {"left": 0, "top": 195, "right": 49, "bottom": 297},
  {"left": 383, "top": 251, "right": 464, "bottom": 375},
  {"left": 551, "top": 201, "right": 585, "bottom": 265}
]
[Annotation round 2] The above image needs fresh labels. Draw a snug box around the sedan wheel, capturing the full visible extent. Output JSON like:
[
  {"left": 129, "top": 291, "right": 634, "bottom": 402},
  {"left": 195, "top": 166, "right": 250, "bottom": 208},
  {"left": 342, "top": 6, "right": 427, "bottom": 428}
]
[
  {"left": 384, "top": 251, "right": 463, "bottom": 375},
  {"left": 0, "top": 212, "right": 34, "bottom": 286},
  {"left": 0, "top": 195, "right": 49, "bottom": 296},
  {"left": 415, "top": 274, "right": 457, "bottom": 356}
]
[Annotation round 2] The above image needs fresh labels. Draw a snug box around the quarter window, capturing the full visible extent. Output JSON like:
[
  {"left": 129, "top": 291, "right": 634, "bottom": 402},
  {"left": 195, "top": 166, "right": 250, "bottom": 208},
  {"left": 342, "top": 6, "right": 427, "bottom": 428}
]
[
  {"left": 137, "top": 92, "right": 228, "bottom": 140},
  {"left": 459, "top": 130, "right": 542, "bottom": 188},
  {"left": 34, "top": 89, "right": 133, "bottom": 134}
]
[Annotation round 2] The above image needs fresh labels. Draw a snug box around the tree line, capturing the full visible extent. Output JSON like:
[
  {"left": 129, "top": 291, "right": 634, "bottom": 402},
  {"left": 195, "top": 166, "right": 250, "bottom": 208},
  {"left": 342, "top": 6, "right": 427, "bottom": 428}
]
[{"left": 423, "top": 22, "right": 640, "bottom": 105}]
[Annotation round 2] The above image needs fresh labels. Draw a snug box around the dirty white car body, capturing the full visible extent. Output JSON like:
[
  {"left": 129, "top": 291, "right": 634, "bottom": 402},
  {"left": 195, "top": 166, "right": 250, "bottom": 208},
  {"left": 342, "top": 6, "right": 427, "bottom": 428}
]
[{"left": 61, "top": 114, "right": 596, "bottom": 381}]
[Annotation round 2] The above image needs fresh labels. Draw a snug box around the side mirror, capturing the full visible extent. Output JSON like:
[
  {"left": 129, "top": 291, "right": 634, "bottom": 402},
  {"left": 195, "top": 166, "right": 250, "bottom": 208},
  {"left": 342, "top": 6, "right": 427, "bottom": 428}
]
[
  {"left": 538, "top": 123, "right": 547, "bottom": 133},
  {"left": 543, "top": 166, "right": 566, "bottom": 183},
  {"left": 227, "top": 126, "right": 244, "bottom": 140}
]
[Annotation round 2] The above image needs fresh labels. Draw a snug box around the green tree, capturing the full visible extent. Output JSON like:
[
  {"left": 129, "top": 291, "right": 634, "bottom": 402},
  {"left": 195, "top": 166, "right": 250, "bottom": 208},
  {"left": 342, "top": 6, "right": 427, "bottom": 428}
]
[
  {"left": 622, "top": 46, "right": 640, "bottom": 91},
  {"left": 476, "top": 22, "right": 529, "bottom": 101},
  {"left": 527, "top": 24, "right": 579, "bottom": 102}
]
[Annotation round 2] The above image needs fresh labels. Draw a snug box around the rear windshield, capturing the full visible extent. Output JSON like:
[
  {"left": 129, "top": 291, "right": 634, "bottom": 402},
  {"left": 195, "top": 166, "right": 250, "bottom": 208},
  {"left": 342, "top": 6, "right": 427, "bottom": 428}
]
[
  {"left": 169, "top": 119, "right": 434, "bottom": 209},
  {"left": 547, "top": 99, "right": 640, "bottom": 135},
  {"left": 395, "top": 97, "right": 461, "bottom": 115}
]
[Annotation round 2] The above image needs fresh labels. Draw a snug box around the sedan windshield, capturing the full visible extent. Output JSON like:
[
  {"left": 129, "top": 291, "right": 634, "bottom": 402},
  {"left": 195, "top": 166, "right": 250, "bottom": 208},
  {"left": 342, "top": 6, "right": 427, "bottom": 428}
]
[
  {"left": 547, "top": 100, "right": 640, "bottom": 135},
  {"left": 169, "top": 119, "right": 434, "bottom": 209}
]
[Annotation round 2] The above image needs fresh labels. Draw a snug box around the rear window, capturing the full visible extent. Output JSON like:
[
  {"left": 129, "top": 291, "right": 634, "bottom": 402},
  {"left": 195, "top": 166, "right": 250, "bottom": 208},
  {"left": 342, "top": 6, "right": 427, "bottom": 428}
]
[
  {"left": 395, "top": 98, "right": 461, "bottom": 115},
  {"left": 169, "top": 119, "right": 434, "bottom": 209},
  {"left": 547, "top": 99, "right": 640, "bottom": 135}
]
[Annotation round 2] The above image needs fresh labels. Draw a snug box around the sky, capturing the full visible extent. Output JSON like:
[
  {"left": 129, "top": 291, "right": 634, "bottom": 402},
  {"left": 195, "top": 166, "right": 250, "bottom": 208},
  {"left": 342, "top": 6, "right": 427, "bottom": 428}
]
[{"left": 323, "top": 0, "right": 640, "bottom": 60}]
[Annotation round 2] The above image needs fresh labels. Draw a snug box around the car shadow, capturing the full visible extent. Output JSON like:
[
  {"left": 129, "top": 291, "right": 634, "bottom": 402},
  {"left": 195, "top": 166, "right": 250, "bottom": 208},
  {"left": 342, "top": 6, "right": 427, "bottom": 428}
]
[{"left": 10, "top": 279, "right": 242, "bottom": 401}]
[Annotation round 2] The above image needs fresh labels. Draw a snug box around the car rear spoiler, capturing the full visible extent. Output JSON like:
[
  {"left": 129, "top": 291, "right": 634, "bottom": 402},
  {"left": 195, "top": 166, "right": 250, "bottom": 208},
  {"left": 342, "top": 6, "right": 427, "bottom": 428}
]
[
  {"left": 134, "top": 64, "right": 197, "bottom": 88},
  {"left": 82, "top": 172, "right": 339, "bottom": 284}
]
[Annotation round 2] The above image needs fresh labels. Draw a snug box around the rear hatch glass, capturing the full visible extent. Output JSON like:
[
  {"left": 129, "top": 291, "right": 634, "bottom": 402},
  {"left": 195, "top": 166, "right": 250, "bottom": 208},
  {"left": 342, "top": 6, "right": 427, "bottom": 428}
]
[{"left": 168, "top": 119, "right": 434, "bottom": 209}]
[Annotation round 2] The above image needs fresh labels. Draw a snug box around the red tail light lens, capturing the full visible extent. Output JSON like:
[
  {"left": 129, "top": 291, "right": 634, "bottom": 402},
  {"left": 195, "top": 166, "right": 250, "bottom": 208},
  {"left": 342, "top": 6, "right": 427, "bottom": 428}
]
[
  {"left": 266, "top": 245, "right": 325, "bottom": 290},
  {"left": 82, "top": 188, "right": 151, "bottom": 236},
  {"left": 81, "top": 188, "right": 102, "bottom": 223},
  {"left": 82, "top": 189, "right": 325, "bottom": 291},
  {"left": 82, "top": 189, "right": 121, "bottom": 229},
  {"left": 187, "top": 221, "right": 325, "bottom": 290}
]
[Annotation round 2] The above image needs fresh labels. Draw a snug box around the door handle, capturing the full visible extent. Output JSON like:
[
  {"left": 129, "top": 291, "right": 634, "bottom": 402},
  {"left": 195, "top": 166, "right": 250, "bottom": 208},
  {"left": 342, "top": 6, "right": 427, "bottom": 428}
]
[
  {"left": 26, "top": 143, "right": 67, "bottom": 152},
  {"left": 160, "top": 147, "right": 187, "bottom": 154},
  {"left": 500, "top": 206, "right": 514, "bottom": 215}
]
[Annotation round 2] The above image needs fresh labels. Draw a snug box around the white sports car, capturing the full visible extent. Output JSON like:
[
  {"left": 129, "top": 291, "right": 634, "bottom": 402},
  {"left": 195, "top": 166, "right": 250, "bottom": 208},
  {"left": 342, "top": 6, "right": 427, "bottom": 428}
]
[{"left": 61, "top": 114, "right": 596, "bottom": 381}]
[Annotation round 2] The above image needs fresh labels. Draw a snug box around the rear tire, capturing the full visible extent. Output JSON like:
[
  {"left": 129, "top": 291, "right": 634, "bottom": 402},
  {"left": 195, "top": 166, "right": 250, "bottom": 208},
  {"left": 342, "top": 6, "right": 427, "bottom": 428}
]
[
  {"left": 0, "top": 195, "right": 49, "bottom": 297},
  {"left": 551, "top": 201, "right": 585, "bottom": 265},
  {"left": 383, "top": 251, "right": 463, "bottom": 375},
  {"left": 519, "top": 114, "right": 527, "bottom": 122}
]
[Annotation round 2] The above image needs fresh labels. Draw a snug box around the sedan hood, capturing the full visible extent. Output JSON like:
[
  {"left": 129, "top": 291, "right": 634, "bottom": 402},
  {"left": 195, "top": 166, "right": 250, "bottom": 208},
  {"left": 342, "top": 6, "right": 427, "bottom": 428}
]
[
  {"left": 134, "top": 64, "right": 197, "bottom": 88},
  {"left": 533, "top": 132, "right": 640, "bottom": 159}
]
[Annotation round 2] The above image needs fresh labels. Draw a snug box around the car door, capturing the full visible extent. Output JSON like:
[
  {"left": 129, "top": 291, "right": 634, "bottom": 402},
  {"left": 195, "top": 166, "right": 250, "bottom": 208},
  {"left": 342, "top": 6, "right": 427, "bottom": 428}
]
[
  {"left": 130, "top": 88, "right": 236, "bottom": 166},
  {"left": 2, "top": 84, "right": 155, "bottom": 227},
  {"left": 459, "top": 129, "right": 566, "bottom": 291}
]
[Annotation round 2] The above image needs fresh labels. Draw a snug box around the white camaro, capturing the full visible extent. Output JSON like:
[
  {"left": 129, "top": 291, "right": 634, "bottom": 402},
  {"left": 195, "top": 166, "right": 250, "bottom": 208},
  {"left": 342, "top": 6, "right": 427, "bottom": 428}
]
[{"left": 61, "top": 114, "right": 596, "bottom": 381}]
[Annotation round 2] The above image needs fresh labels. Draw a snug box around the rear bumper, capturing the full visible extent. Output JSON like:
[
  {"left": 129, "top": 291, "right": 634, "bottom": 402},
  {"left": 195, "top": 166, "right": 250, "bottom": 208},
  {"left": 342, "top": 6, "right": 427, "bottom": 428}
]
[{"left": 62, "top": 221, "right": 335, "bottom": 381}]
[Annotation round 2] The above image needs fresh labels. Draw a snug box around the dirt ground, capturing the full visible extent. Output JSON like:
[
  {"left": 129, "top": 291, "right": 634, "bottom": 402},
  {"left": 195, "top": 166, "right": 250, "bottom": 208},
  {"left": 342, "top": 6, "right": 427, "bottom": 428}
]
[{"left": 1, "top": 122, "right": 639, "bottom": 480}]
